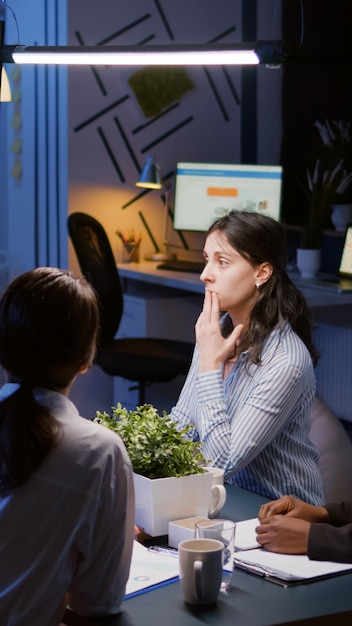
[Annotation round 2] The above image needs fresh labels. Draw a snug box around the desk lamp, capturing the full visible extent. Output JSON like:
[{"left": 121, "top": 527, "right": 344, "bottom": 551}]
[
  {"left": 136, "top": 156, "right": 176, "bottom": 261},
  {"left": 0, "top": 3, "right": 11, "bottom": 102},
  {"left": 0, "top": 66, "right": 11, "bottom": 101}
]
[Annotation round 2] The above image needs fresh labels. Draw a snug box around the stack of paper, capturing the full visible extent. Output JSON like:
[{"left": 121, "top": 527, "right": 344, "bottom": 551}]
[
  {"left": 125, "top": 541, "right": 179, "bottom": 598},
  {"left": 234, "top": 547, "right": 352, "bottom": 586},
  {"left": 235, "top": 518, "right": 261, "bottom": 550}
]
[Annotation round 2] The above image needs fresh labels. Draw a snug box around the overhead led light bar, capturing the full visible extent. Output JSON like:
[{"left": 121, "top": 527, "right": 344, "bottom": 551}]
[
  {"left": 1, "top": 37, "right": 349, "bottom": 70},
  {"left": 0, "top": 42, "right": 278, "bottom": 66}
]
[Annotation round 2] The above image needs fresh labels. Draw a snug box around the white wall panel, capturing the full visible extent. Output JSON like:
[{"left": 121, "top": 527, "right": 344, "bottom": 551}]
[{"left": 2, "top": 0, "right": 68, "bottom": 278}]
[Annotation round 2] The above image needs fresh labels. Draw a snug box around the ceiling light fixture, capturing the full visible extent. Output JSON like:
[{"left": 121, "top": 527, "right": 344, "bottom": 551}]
[{"left": 0, "top": 41, "right": 288, "bottom": 66}]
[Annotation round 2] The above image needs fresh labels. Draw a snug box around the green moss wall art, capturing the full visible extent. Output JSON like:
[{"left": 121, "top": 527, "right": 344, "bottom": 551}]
[{"left": 128, "top": 67, "right": 195, "bottom": 117}]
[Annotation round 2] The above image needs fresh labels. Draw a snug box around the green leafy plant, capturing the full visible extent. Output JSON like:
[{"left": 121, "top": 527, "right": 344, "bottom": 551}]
[{"left": 94, "top": 403, "right": 207, "bottom": 479}]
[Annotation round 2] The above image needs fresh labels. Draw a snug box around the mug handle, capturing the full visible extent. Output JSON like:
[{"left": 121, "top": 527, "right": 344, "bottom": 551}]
[
  {"left": 193, "top": 559, "right": 204, "bottom": 601},
  {"left": 208, "top": 484, "right": 226, "bottom": 518}
]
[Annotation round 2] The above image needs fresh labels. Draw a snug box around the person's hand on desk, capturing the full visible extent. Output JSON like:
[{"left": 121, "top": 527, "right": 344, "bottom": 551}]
[
  {"left": 255, "top": 515, "right": 311, "bottom": 554},
  {"left": 258, "top": 495, "right": 329, "bottom": 522},
  {"left": 255, "top": 495, "right": 330, "bottom": 554}
]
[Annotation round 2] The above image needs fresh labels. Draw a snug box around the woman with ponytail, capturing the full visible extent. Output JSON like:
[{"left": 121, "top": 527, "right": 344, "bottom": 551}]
[{"left": 0, "top": 267, "right": 135, "bottom": 625}]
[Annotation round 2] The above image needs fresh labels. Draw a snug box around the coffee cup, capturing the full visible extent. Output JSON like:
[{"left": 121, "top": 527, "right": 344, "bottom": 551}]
[
  {"left": 204, "top": 467, "right": 227, "bottom": 518},
  {"left": 178, "top": 538, "right": 224, "bottom": 605}
]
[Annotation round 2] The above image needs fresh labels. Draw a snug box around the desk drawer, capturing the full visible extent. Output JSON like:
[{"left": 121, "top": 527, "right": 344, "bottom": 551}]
[{"left": 116, "top": 292, "right": 200, "bottom": 343}]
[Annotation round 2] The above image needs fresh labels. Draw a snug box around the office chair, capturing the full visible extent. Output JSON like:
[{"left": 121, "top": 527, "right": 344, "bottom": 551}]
[{"left": 67, "top": 212, "right": 194, "bottom": 405}]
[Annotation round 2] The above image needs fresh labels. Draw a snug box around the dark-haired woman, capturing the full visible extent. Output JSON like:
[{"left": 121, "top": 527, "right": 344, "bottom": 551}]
[
  {"left": 0, "top": 267, "right": 135, "bottom": 625},
  {"left": 170, "top": 210, "right": 324, "bottom": 505}
]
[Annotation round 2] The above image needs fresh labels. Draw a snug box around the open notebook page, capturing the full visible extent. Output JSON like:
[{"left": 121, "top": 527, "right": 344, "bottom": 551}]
[{"left": 235, "top": 518, "right": 261, "bottom": 550}]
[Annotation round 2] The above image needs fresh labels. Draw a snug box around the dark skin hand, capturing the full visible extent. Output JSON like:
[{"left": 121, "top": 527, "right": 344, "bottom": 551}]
[{"left": 255, "top": 495, "right": 329, "bottom": 555}]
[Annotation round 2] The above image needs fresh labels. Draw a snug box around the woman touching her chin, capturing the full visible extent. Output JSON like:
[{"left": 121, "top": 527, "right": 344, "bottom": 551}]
[{"left": 170, "top": 210, "right": 324, "bottom": 505}]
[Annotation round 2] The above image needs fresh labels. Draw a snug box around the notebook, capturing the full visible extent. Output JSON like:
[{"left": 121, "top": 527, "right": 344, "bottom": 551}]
[
  {"left": 299, "top": 224, "right": 352, "bottom": 293},
  {"left": 125, "top": 540, "right": 179, "bottom": 599},
  {"left": 234, "top": 547, "right": 352, "bottom": 587}
]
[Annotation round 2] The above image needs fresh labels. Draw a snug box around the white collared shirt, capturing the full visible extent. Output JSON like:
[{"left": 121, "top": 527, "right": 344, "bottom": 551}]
[{"left": 0, "top": 385, "right": 135, "bottom": 626}]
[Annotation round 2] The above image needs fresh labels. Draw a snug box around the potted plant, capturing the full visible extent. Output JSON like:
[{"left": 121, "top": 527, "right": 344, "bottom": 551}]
[
  {"left": 300, "top": 160, "right": 343, "bottom": 249},
  {"left": 296, "top": 159, "right": 336, "bottom": 278},
  {"left": 95, "top": 403, "right": 213, "bottom": 536},
  {"left": 296, "top": 120, "right": 352, "bottom": 277}
]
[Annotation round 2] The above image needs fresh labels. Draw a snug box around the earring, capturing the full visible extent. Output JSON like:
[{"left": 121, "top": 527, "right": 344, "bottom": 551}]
[{"left": 256, "top": 283, "right": 260, "bottom": 289}]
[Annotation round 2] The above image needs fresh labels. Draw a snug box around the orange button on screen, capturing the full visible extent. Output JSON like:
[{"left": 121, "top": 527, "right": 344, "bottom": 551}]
[{"left": 207, "top": 187, "right": 238, "bottom": 197}]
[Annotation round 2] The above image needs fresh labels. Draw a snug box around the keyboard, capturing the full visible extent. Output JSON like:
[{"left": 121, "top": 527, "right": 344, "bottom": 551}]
[{"left": 157, "top": 259, "right": 205, "bottom": 274}]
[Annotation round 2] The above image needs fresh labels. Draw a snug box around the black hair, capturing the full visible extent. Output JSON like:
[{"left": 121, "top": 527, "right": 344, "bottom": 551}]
[
  {"left": 0, "top": 267, "right": 100, "bottom": 494},
  {"left": 207, "top": 210, "right": 319, "bottom": 366}
]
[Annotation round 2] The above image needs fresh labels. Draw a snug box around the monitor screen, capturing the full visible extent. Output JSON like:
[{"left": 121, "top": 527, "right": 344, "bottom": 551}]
[{"left": 173, "top": 162, "right": 283, "bottom": 232}]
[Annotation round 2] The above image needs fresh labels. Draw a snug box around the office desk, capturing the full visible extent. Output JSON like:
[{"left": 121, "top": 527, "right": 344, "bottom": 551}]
[
  {"left": 122, "top": 486, "right": 352, "bottom": 626},
  {"left": 118, "top": 261, "right": 352, "bottom": 323},
  {"left": 63, "top": 485, "right": 352, "bottom": 626},
  {"left": 118, "top": 261, "right": 204, "bottom": 295}
]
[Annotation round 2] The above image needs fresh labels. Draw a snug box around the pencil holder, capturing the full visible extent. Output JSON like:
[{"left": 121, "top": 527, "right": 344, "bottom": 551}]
[{"left": 122, "top": 241, "right": 140, "bottom": 263}]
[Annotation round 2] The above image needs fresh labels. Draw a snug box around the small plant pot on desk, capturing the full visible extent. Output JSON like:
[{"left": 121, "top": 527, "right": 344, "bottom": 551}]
[
  {"left": 296, "top": 248, "right": 321, "bottom": 279},
  {"left": 133, "top": 471, "right": 213, "bottom": 537},
  {"left": 94, "top": 403, "right": 213, "bottom": 537},
  {"left": 331, "top": 204, "right": 352, "bottom": 233}
]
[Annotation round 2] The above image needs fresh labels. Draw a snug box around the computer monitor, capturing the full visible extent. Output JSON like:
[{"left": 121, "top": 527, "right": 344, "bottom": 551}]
[{"left": 173, "top": 162, "right": 283, "bottom": 232}]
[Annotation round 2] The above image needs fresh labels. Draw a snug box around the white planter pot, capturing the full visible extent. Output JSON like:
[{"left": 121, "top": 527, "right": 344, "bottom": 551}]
[
  {"left": 331, "top": 204, "right": 352, "bottom": 233},
  {"left": 133, "top": 471, "right": 213, "bottom": 537},
  {"left": 296, "top": 248, "right": 321, "bottom": 279}
]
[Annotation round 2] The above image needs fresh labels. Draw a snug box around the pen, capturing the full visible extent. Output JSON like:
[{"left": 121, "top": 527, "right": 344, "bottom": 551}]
[
  {"left": 233, "top": 559, "right": 290, "bottom": 587},
  {"left": 116, "top": 230, "right": 125, "bottom": 243},
  {"left": 116, "top": 230, "right": 142, "bottom": 245},
  {"left": 233, "top": 558, "right": 276, "bottom": 578},
  {"left": 148, "top": 546, "right": 179, "bottom": 558}
]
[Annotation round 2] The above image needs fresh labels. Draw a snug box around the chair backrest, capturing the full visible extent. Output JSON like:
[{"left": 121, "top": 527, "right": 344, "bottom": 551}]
[
  {"left": 309, "top": 396, "right": 352, "bottom": 502},
  {"left": 67, "top": 212, "right": 123, "bottom": 345}
]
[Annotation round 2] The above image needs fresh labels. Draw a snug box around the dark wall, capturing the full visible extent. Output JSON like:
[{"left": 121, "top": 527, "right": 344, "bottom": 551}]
[{"left": 281, "top": 1, "right": 352, "bottom": 226}]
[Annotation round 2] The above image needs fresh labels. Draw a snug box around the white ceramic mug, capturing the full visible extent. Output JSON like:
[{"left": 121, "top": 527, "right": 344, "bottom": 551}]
[
  {"left": 178, "top": 538, "right": 224, "bottom": 605},
  {"left": 205, "top": 467, "right": 227, "bottom": 518}
]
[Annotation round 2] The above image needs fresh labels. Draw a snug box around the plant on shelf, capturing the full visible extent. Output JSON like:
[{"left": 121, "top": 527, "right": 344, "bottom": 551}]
[
  {"left": 95, "top": 403, "right": 207, "bottom": 479},
  {"left": 299, "top": 119, "right": 352, "bottom": 249},
  {"left": 300, "top": 159, "right": 347, "bottom": 248}
]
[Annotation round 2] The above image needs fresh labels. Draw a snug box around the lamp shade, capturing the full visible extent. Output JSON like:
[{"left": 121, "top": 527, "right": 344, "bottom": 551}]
[
  {"left": 0, "top": 66, "right": 11, "bottom": 102},
  {"left": 136, "top": 156, "right": 162, "bottom": 190}
]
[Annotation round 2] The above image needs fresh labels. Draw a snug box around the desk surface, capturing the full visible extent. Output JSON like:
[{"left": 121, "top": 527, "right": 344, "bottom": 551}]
[
  {"left": 118, "top": 261, "right": 204, "bottom": 294},
  {"left": 118, "top": 262, "right": 352, "bottom": 328},
  {"left": 67, "top": 485, "right": 352, "bottom": 626}
]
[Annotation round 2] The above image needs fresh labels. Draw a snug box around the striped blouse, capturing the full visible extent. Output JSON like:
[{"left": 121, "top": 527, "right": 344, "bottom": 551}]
[{"left": 170, "top": 320, "right": 324, "bottom": 505}]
